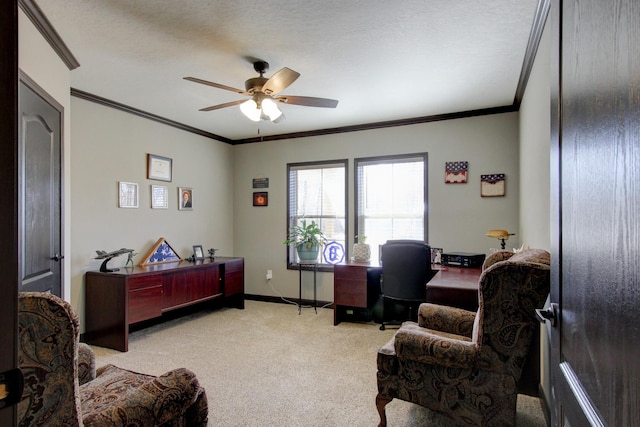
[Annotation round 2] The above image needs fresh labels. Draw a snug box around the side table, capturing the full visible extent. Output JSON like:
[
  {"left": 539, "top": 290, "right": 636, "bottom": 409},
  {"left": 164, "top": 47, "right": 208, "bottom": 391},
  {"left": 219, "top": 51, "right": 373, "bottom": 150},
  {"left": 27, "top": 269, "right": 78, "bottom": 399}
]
[{"left": 298, "top": 262, "right": 318, "bottom": 314}]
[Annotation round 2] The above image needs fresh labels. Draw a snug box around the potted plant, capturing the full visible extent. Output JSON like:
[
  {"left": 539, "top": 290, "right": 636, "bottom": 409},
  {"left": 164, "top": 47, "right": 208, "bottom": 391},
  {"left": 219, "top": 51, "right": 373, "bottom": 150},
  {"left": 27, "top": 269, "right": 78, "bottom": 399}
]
[
  {"left": 283, "top": 219, "right": 328, "bottom": 261},
  {"left": 353, "top": 234, "right": 371, "bottom": 262}
]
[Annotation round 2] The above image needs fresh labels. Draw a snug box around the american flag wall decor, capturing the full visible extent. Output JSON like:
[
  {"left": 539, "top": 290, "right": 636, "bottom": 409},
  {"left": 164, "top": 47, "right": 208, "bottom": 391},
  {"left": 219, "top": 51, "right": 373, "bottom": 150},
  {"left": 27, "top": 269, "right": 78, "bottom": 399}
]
[
  {"left": 445, "top": 161, "right": 468, "bottom": 183},
  {"left": 480, "top": 173, "right": 506, "bottom": 197}
]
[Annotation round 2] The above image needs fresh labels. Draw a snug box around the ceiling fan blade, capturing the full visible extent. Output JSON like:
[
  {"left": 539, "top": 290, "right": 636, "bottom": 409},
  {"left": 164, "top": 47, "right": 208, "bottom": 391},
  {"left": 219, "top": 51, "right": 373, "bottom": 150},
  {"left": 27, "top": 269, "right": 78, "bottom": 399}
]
[
  {"left": 261, "top": 67, "right": 300, "bottom": 95},
  {"left": 199, "top": 99, "right": 246, "bottom": 112},
  {"left": 275, "top": 95, "right": 339, "bottom": 108},
  {"left": 184, "top": 77, "right": 249, "bottom": 95}
]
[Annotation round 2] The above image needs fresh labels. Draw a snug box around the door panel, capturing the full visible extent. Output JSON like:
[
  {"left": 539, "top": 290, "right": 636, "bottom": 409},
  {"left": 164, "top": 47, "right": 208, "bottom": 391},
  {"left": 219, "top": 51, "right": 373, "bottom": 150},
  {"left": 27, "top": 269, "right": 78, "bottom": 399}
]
[
  {"left": 18, "top": 76, "right": 62, "bottom": 296},
  {"left": 550, "top": 0, "right": 640, "bottom": 425},
  {"left": 0, "top": 1, "right": 19, "bottom": 423}
]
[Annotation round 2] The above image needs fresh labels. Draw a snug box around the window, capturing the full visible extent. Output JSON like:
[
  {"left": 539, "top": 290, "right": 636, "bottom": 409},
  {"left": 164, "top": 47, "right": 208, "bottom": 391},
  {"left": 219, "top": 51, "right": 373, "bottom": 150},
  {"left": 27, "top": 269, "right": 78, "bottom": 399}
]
[
  {"left": 286, "top": 160, "right": 347, "bottom": 268},
  {"left": 355, "top": 153, "right": 428, "bottom": 262}
]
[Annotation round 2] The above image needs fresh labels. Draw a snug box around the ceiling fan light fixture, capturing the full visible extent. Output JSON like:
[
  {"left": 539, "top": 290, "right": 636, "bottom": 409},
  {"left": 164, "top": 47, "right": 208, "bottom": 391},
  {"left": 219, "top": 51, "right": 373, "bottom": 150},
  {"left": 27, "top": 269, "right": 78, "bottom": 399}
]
[
  {"left": 261, "top": 98, "right": 282, "bottom": 121},
  {"left": 240, "top": 99, "right": 261, "bottom": 122}
]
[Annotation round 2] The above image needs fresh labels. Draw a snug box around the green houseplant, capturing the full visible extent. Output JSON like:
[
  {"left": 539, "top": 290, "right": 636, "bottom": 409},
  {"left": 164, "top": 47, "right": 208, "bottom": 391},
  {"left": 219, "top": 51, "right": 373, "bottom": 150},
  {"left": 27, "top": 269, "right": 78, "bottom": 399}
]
[{"left": 283, "top": 219, "right": 328, "bottom": 261}]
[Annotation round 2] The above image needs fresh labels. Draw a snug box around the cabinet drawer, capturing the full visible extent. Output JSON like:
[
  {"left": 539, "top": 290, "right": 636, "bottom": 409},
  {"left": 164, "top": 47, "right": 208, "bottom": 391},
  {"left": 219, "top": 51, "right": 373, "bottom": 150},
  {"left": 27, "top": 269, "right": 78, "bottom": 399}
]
[
  {"left": 128, "top": 285, "right": 162, "bottom": 324},
  {"left": 224, "top": 259, "right": 244, "bottom": 296},
  {"left": 128, "top": 275, "right": 162, "bottom": 291}
]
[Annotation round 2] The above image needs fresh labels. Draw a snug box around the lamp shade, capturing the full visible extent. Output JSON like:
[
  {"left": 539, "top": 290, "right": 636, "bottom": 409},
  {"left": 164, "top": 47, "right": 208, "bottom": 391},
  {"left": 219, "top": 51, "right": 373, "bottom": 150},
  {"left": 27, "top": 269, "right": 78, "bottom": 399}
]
[
  {"left": 240, "top": 99, "right": 261, "bottom": 121},
  {"left": 486, "top": 229, "right": 511, "bottom": 239},
  {"left": 261, "top": 98, "right": 283, "bottom": 121}
]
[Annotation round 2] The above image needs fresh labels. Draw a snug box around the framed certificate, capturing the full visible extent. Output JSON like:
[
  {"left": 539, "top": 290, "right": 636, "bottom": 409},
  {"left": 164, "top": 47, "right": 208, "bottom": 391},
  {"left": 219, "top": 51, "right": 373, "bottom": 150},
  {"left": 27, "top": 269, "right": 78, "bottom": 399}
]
[{"left": 147, "top": 154, "right": 172, "bottom": 182}]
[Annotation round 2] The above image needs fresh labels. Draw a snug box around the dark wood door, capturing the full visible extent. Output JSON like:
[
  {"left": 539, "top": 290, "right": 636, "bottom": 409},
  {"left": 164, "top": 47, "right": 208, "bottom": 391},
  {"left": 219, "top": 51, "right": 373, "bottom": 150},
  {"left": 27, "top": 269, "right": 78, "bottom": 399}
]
[
  {"left": 550, "top": 0, "right": 640, "bottom": 425},
  {"left": 0, "top": 1, "right": 19, "bottom": 424},
  {"left": 18, "top": 75, "right": 63, "bottom": 296}
]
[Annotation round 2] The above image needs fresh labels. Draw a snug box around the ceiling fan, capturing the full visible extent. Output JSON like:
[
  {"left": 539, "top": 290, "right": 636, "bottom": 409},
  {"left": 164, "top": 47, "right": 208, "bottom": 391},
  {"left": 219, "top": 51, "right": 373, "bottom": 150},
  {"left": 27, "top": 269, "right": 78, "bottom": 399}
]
[{"left": 184, "top": 60, "right": 338, "bottom": 123}]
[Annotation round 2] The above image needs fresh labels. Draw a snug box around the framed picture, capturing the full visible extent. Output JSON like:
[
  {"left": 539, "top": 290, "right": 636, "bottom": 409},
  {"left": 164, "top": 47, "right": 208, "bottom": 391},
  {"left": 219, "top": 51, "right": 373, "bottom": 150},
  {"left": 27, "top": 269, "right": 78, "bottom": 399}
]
[
  {"left": 147, "top": 154, "right": 172, "bottom": 182},
  {"left": 445, "top": 161, "right": 468, "bottom": 183},
  {"left": 178, "top": 187, "right": 193, "bottom": 210},
  {"left": 118, "top": 181, "right": 139, "bottom": 208},
  {"left": 193, "top": 245, "right": 205, "bottom": 260},
  {"left": 481, "top": 173, "right": 506, "bottom": 197},
  {"left": 253, "top": 191, "right": 268, "bottom": 206},
  {"left": 151, "top": 185, "right": 168, "bottom": 209},
  {"left": 430, "top": 247, "right": 443, "bottom": 264}
]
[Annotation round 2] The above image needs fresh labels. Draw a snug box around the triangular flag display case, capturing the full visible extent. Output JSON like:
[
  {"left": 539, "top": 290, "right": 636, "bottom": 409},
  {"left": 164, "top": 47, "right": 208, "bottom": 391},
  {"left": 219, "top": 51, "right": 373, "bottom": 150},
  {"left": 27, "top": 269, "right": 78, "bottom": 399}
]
[{"left": 139, "top": 237, "right": 182, "bottom": 266}]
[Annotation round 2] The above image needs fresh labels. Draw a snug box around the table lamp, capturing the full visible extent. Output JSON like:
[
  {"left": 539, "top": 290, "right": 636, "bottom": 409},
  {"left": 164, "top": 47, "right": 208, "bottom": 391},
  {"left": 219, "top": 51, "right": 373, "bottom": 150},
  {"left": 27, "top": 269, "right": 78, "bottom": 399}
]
[{"left": 486, "top": 229, "right": 515, "bottom": 250}]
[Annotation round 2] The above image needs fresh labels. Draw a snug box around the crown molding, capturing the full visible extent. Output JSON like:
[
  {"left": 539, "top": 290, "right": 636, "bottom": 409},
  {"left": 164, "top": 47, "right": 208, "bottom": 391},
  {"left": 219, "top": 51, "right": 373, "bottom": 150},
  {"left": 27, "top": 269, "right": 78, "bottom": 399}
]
[
  {"left": 71, "top": 88, "right": 234, "bottom": 144},
  {"left": 19, "top": 0, "right": 80, "bottom": 70}
]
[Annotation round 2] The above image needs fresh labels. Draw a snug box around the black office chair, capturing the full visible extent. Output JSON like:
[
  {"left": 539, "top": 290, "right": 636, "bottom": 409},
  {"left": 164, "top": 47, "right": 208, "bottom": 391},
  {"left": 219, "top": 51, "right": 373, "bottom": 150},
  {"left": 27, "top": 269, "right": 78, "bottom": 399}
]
[{"left": 379, "top": 240, "right": 432, "bottom": 331}]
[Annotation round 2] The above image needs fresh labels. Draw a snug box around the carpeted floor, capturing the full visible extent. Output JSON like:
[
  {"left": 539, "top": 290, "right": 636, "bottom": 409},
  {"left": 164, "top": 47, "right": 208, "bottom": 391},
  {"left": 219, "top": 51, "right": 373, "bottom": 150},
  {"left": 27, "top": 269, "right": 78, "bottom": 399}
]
[{"left": 90, "top": 300, "right": 546, "bottom": 426}]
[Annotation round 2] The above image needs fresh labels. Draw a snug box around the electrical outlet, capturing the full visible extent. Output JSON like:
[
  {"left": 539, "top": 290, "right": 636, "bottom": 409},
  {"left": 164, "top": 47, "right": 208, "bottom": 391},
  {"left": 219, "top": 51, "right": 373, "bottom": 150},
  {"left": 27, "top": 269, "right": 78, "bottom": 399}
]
[{"left": 266, "top": 269, "right": 273, "bottom": 280}]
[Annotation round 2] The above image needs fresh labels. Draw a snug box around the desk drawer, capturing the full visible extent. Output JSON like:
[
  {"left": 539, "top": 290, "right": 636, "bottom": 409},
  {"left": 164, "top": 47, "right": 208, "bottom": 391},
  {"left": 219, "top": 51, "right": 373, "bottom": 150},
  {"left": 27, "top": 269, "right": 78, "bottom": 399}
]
[
  {"left": 128, "top": 275, "right": 162, "bottom": 291},
  {"left": 128, "top": 285, "right": 162, "bottom": 324},
  {"left": 334, "top": 265, "right": 367, "bottom": 307}
]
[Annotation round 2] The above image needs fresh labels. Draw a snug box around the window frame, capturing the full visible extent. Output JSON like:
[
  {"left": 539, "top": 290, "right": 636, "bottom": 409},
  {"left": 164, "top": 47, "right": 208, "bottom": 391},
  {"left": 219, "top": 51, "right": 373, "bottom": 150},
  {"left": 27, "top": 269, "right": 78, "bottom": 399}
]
[
  {"left": 286, "top": 159, "right": 348, "bottom": 271},
  {"left": 354, "top": 153, "right": 429, "bottom": 260}
]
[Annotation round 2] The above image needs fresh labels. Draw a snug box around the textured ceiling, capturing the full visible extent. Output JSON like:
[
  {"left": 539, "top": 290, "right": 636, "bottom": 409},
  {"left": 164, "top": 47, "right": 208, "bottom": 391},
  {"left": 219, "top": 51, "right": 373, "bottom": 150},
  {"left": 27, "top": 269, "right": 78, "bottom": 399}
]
[{"left": 35, "top": 0, "right": 540, "bottom": 142}]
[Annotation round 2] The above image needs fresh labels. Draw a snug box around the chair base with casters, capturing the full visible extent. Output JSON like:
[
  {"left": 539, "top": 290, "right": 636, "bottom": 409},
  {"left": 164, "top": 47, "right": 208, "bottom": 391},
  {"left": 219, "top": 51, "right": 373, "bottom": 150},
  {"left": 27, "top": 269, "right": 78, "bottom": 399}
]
[
  {"left": 18, "top": 292, "right": 208, "bottom": 427},
  {"left": 378, "top": 297, "right": 423, "bottom": 331},
  {"left": 375, "top": 249, "right": 551, "bottom": 427}
]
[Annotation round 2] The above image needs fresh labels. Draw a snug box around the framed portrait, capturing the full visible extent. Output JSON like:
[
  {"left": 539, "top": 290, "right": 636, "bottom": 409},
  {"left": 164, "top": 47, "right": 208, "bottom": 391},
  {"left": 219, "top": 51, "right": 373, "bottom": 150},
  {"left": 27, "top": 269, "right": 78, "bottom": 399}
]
[
  {"left": 193, "top": 245, "right": 205, "bottom": 260},
  {"left": 481, "top": 173, "right": 506, "bottom": 197},
  {"left": 178, "top": 187, "right": 193, "bottom": 210},
  {"left": 147, "top": 154, "right": 172, "bottom": 182},
  {"left": 118, "top": 181, "right": 139, "bottom": 208},
  {"left": 253, "top": 191, "right": 268, "bottom": 206},
  {"left": 151, "top": 185, "right": 168, "bottom": 209}
]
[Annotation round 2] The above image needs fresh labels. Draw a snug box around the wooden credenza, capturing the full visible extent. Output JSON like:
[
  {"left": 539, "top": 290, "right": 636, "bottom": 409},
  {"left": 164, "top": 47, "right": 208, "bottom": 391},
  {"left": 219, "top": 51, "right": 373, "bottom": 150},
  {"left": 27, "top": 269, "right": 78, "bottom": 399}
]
[{"left": 85, "top": 257, "right": 244, "bottom": 351}]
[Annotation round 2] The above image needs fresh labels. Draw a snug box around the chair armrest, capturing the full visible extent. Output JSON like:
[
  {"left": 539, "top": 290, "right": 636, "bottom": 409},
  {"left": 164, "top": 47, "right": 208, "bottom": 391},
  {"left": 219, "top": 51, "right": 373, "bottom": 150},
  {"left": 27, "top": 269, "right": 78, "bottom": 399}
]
[
  {"left": 82, "top": 365, "right": 203, "bottom": 426},
  {"left": 77, "top": 343, "right": 96, "bottom": 385},
  {"left": 394, "top": 322, "right": 478, "bottom": 368},
  {"left": 418, "top": 303, "right": 476, "bottom": 337}
]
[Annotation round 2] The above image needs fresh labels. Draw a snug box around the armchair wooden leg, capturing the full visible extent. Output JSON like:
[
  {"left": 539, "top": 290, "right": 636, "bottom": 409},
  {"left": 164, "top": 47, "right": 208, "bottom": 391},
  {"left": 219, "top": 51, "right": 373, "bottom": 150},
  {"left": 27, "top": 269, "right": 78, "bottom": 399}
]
[{"left": 376, "top": 393, "right": 392, "bottom": 427}]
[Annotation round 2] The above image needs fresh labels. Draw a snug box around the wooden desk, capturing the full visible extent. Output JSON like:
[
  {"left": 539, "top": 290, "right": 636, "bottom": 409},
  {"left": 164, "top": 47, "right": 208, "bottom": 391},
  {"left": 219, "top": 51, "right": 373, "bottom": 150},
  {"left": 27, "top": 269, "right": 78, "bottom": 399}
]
[
  {"left": 427, "top": 265, "right": 481, "bottom": 312},
  {"left": 333, "top": 261, "right": 481, "bottom": 325},
  {"left": 85, "top": 257, "right": 244, "bottom": 351}
]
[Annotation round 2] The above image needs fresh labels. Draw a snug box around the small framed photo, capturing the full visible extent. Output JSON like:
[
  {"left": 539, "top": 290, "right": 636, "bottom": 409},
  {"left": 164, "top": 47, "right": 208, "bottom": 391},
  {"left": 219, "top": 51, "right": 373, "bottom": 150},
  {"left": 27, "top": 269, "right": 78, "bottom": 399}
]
[
  {"left": 147, "top": 154, "right": 172, "bottom": 182},
  {"left": 193, "top": 245, "right": 205, "bottom": 260},
  {"left": 151, "top": 185, "right": 168, "bottom": 209},
  {"left": 253, "top": 191, "right": 268, "bottom": 206},
  {"left": 179, "top": 187, "right": 193, "bottom": 210},
  {"left": 430, "top": 247, "right": 443, "bottom": 264},
  {"left": 118, "top": 181, "right": 139, "bottom": 208}
]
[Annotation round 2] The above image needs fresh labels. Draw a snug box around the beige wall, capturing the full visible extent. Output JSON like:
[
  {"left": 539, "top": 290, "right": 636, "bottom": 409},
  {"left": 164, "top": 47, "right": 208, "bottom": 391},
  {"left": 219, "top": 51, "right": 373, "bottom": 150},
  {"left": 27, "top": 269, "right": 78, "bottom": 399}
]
[
  {"left": 18, "top": 9, "right": 73, "bottom": 300},
  {"left": 519, "top": 20, "right": 552, "bottom": 404},
  {"left": 70, "top": 98, "right": 236, "bottom": 329},
  {"left": 233, "top": 113, "right": 520, "bottom": 302}
]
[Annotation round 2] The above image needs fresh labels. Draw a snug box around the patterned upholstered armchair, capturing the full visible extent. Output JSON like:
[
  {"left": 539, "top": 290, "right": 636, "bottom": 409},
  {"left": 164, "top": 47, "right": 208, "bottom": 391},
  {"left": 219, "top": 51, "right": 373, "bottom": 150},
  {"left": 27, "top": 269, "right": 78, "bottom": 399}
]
[
  {"left": 18, "top": 292, "right": 208, "bottom": 426},
  {"left": 376, "top": 249, "right": 550, "bottom": 427}
]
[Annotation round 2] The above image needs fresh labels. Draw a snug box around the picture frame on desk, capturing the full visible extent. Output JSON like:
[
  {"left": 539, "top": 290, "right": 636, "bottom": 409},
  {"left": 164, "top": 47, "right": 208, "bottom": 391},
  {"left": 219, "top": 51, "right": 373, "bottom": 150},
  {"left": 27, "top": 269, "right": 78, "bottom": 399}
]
[
  {"left": 431, "top": 247, "right": 443, "bottom": 264},
  {"left": 193, "top": 245, "right": 204, "bottom": 260}
]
